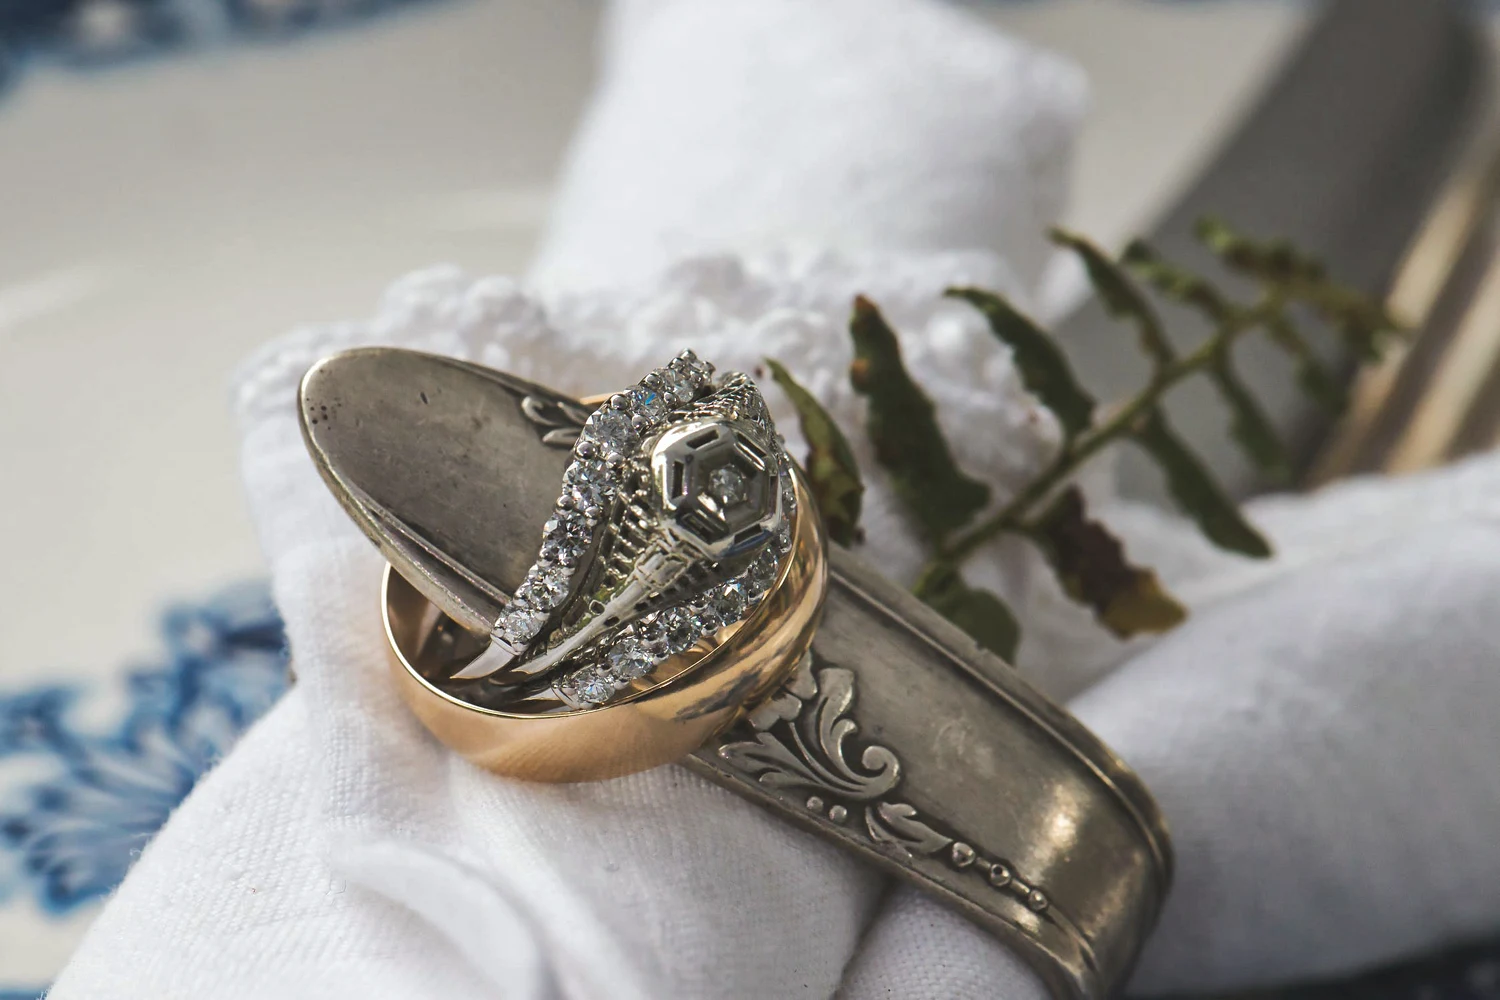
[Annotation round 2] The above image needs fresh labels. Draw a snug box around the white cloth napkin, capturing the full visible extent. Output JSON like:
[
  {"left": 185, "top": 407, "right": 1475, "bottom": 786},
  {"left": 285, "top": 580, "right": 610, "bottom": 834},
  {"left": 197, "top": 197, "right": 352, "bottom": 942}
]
[
  {"left": 528, "top": 0, "right": 1084, "bottom": 295},
  {"left": 48, "top": 1, "right": 1500, "bottom": 998}
]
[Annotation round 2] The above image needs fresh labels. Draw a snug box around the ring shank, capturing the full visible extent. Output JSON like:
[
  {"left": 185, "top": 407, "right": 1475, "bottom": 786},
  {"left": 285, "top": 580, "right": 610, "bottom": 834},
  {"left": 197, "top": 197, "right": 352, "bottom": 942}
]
[{"left": 383, "top": 470, "right": 828, "bottom": 782}]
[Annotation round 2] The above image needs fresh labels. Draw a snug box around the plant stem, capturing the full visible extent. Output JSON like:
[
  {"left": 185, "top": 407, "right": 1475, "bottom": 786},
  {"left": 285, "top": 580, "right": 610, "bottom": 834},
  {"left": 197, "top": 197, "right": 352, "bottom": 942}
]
[{"left": 929, "top": 294, "right": 1283, "bottom": 570}]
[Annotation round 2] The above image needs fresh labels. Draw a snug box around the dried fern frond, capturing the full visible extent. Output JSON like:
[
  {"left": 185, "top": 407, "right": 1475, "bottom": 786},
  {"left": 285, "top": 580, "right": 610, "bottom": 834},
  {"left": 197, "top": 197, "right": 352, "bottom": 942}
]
[{"left": 769, "top": 219, "right": 1404, "bottom": 661}]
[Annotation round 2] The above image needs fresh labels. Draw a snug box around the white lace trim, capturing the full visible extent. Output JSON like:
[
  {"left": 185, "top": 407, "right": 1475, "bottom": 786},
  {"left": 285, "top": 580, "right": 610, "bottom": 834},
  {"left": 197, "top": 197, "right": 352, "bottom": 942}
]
[
  {"left": 236, "top": 247, "right": 1060, "bottom": 493},
  {"left": 233, "top": 248, "right": 1124, "bottom": 681}
]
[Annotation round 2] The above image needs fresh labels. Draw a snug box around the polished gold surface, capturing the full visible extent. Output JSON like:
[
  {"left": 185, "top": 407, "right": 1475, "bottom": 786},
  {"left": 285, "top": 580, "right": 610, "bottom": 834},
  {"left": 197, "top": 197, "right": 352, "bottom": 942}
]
[{"left": 384, "top": 471, "right": 828, "bottom": 782}]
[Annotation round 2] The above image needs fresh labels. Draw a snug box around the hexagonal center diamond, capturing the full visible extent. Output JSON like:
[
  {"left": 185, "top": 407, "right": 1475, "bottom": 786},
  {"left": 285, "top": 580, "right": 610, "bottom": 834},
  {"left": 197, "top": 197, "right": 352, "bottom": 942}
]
[
  {"left": 651, "top": 417, "right": 783, "bottom": 558},
  {"left": 708, "top": 465, "right": 750, "bottom": 507}
]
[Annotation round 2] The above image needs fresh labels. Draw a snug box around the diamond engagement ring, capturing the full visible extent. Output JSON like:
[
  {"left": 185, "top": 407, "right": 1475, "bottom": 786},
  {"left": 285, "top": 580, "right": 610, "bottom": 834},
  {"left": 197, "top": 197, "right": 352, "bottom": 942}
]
[
  {"left": 451, "top": 354, "right": 803, "bottom": 708},
  {"left": 298, "top": 346, "right": 1172, "bottom": 1000}
]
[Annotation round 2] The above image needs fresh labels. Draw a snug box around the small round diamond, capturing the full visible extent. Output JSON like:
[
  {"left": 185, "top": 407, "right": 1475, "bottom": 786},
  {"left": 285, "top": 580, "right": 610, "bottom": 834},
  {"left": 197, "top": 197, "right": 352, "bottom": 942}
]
[
  {"left": 566, "top": 478, "right": 610, "bottom": 512},
  {"left": 631, "top": 382, "right": 667, "bottom": 421},
  {"left": 691, "top": 600, "right": 724, "bottom": 633},
  {"left": 521, "top": 565, "right": 571, "bottom": 609},
  {"left": 779, "top": 471, "right": 797, "bottom": 512},
  {"left": 775, "top": 521, "right": 792, "bottom": 553},
  {"left": 636, "top": 614, "right": 666, "bottom": 653},
  {"left": 566, "top": 458, "right": 609, "bottom": 486},
  {"left": 590, "top": 409, "right": 637, "bottom": 455},
  {"left": 677, "top": 351, "right": 714, "bottom": 384},
  {"left": 572, "top": 667, "right": 616, "bottom": 706},
  {"left": 544, "top": 510, "right": 590, "bottom": 546},
  {"left": 659, "top": 367, "right": 696, "bottom": 405},
  {"left": 743, "top": 550, "right": 780, "bottom": 596},
  {"left": 539, "top": 535, "right": 579, "bottom": 567},
  {"left": 605, "top": 638, "right": 655, "bottom": 681},
  {"left": 710, "top": 582, "right": 747, "bottom": 623},
  {"left": 708, "top": 465, "right": 750, "bottom": 507},
  {"left": 660, "top": 607, "right": 701, "bottom": 654},
  {"left": 498, "top": 604, "right": 547, "bottom": 645}
]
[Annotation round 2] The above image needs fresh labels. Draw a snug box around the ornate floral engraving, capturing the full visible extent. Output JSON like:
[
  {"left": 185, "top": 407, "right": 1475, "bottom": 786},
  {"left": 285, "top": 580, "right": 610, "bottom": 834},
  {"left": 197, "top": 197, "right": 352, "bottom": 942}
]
[
  {"left": 720, "top": 663, "right": 898, "bottom": 799},
  {"left": 717, "top": 653, "right": 1053, "bottom": 915},
  {"left": 865, "top": 802, "right": 951, "bottom": 857},
  {"left": 519, "top": 395, "right": 593, "bottom": 448}
]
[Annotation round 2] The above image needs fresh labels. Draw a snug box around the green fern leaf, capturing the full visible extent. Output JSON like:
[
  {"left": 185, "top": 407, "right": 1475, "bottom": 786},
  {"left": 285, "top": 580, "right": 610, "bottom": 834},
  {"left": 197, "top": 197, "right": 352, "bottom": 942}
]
[
  {"left": 912, "top": 563, "right": 1020, "bottom": 661},
  {"left": 1208, "top": 351, "right": 1292, "bottom": 481},
  {"left": 849, "top": 296, "right": 991, "bottom": 541},
  {"left": 765, "top": 358, "right": 865, "bottom": 547},
  {"left": 1052, "top": 229, "right": 1176, "bottom": 366},
  {"left": 1131, "top": 409, "right": 1272, "bottom": 558},
  {"left": 946, "top": 287, "right": 1096, "bottom": 438}
]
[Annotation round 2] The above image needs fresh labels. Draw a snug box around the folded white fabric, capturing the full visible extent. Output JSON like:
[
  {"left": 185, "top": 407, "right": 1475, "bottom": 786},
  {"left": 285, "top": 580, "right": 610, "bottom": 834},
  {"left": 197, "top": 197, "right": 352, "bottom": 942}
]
[
  {"left": 529, "top": 0, "right": 1086, "bottom": 294},
  {"left": 48, "top": 1, "right": 1500, "bottom": 999}
]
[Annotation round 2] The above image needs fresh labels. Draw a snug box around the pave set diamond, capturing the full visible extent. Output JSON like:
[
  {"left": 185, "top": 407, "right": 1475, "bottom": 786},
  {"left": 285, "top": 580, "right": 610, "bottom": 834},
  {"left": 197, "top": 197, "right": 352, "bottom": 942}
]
[
  {"left": 486, "top": 351, "right": 798, "bottom": 708},
  {"left": 558, "top": 474, "right": 797, "bottom": 707},
  {"left": 489, "top": 351, "right": 717, "bottom": 652}
]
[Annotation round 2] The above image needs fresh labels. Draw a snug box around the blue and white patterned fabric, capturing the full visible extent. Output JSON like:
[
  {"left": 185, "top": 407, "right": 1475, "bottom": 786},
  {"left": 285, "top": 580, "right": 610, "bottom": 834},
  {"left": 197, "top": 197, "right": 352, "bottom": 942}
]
[
  {"left": 0, "top": 583, "right": 289, "bottom": 998},
  {"left": 0, "top": 0, "right": 444, "bottom": 94}
]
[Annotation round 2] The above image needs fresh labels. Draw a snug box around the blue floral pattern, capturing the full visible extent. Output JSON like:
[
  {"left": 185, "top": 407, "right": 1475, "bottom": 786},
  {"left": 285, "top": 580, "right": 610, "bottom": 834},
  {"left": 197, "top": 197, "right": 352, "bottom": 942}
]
[{"left": 0, "top": 582, "right": 288, "bottom": 918}]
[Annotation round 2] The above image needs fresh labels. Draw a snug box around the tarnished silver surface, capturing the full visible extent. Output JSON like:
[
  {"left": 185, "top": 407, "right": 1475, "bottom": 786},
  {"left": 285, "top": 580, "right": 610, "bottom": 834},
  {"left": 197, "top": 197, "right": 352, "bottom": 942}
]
[
  {"left": 300, "top": 349, "right": 574, "bottom": 634},
  {"left": 300, "top": 347, "right": 1172, "bottom": 1000},
  {"left": 696, "top": 554, "right": 1169, "bottom": 1000}
]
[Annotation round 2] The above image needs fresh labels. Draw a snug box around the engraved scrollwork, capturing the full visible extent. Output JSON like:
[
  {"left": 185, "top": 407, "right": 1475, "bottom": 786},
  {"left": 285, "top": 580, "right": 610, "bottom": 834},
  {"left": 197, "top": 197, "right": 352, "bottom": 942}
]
[
  {"left": 865, "top": 802, "right": 952, "bottom": 859},
  {"left": 520, "top": 395, "right": 593, "bottom": 448},
  {"left": 720, "top": 659, "right": 898, "bottom": 800},
  {"left": 716, "top": 653, "right": 1055, "bottom": 918}
]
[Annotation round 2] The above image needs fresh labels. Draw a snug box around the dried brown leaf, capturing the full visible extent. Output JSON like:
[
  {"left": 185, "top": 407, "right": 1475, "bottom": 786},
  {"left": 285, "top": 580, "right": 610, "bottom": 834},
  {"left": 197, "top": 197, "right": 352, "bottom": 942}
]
[{"left": 1029, "top": 487, "right": 1186, "bottom": 637}]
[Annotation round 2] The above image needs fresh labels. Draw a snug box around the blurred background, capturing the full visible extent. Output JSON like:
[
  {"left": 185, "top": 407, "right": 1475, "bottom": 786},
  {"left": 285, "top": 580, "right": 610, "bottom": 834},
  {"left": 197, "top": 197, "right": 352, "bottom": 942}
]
[{"left": 2, "top": 0, "right": 1498, "bottom": 992}]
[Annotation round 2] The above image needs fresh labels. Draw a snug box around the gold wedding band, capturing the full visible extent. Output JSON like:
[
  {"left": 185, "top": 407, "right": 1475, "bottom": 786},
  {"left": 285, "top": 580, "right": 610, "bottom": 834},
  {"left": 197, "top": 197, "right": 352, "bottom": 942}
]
[{"left": 382, "top": 470, "right": 827, "bottom": 781}]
